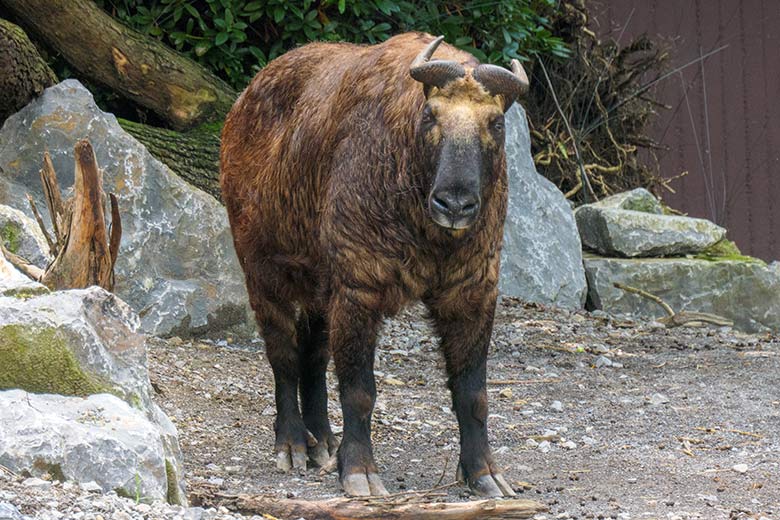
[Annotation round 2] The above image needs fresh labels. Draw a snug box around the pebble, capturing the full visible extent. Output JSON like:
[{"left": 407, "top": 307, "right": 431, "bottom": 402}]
[
  {"left": 648, "top": 393, "right": 670, "bottom": 406},
  {"left": 538, "top": 440, "right": 551, "bottom": 453},
  {"left": 561, "top": 440, "right": 577, "bottom": 450},
  {"left": 80, "top": 482, "right": 102, "bottom": 493},
  {"left": 581, "top": 436, "right": 597, "bottom": 445},
  {"left": 550, "top": 400, "right": 564, "bottom": 412},
  {"left": 731, "top": 463, "right": 749, "bottom": 473},
  {"left": 594, "top": 355, "right": 613, "bottom": 368},
  {"left": 22, "top": 477, "right": 51, "bottom": 490}
]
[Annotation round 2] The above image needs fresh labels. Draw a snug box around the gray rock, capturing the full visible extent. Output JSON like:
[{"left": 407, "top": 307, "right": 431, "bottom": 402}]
[
  {"left": 0, "top": 390, "right": 180, "bottom": 504},
  {"left": 584, "top": 255, "right": 780, "bottom": 333},
  {"left": 0, "top": 502, "right": 22, "bottom": 520},
  {"left": 576, "top": 205, "right": 726, "bottom": 257},
  {"left": 0, "top": 287, "right": 185, "bottom": 501},
  {"left": 0, "top": 249, "right": 47, "bottom": 297},
  {"left": 0, "top": 204, "right": 51, "bottom": 268},
  {"left": 0, "top": 80, "right": 249, "bottom": 336},
  {"left": 588, "top": 188, "right": 663, "bottom": 214},
  {"left": 501, "top": 105, "right": 587, "bottom": 308}
]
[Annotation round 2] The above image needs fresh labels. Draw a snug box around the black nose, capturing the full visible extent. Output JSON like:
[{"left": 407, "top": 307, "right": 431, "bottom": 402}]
[{"left": 430, "top": 191, "right": 480, "bottom": 219}]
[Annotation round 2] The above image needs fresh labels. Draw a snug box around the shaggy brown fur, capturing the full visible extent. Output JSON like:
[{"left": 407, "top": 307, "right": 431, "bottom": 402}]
[{"left": 221, "top": 32, "right": 516, "bottom": 497}]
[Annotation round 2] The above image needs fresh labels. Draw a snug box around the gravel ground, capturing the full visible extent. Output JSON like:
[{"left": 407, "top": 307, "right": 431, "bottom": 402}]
[{"left": 3, "top": 297, "right": 779, "bottom": 519}]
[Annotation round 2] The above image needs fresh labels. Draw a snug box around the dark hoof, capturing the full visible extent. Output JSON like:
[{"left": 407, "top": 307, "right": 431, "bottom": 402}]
[{"left": 457, "top": 463, "right": 516, "bottom": 497}]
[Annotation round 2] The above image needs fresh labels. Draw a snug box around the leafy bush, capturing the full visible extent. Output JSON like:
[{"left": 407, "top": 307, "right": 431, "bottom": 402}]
[{"left": 98, "top": 0, "right": 569, "bottom": 89}]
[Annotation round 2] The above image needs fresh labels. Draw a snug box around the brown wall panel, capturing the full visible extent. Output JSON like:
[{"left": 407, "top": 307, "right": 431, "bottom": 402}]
[{"left": 591, "top": 0, "right": 780, "bottom": 260}]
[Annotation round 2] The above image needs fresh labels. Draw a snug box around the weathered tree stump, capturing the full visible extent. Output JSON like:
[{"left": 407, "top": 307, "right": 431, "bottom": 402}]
[{"left": 6, "top": 140, "right": 121, "bottom": 291}]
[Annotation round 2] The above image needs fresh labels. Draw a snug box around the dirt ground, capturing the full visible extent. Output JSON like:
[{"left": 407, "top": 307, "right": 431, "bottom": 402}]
[{"left": 148, "top": 298, "right": 780, "bottom": 520}]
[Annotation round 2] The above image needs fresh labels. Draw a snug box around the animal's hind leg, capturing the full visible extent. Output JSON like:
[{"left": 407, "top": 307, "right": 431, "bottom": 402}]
[
  {"left": 255, "top": 297, "right": 313, "bottom": 472},
  {"left": 297, "top": 309, "right": 338, "bottom": 467}
]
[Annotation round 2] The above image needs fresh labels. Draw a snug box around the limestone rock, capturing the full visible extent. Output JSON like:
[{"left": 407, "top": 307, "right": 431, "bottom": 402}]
[
  {"left": 588, "top": 188, "right": 663, "bottom": 214},
  {"left": 584, "top": 255, "right": 780, "bottom": 332},
  {"left": 575, "top": 189, "right": 726, "bottom": 257},
  {"left": 0, "top": 204, "right": 50, "bottom": 267},
  {"left": 0, "top": 286, "right": 185, "bottom": 500},
  {"left": 0, "top": 390, "right": 181, "bottom": 504},
  {"left": 500, "top": 104, "right": 587, "bottom": 308},
  {"left": 0, "top": 248, "right": 47, "bottom": 297},
  {"left": 0, "top": 80, "right": 249, "bottom": 336}
]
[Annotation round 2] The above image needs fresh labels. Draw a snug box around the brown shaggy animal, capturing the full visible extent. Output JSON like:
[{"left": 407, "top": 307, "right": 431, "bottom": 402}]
[{"left": 220, "top": 32, "right": 528, "bottom": 497}]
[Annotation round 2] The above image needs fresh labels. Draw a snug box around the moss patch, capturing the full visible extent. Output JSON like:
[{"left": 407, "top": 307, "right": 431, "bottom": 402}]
[
  {"left": 693, "top": 239, "right": 764, "bottom": 264},
  {"left": 1, "top": 222, "right": 22, "bottom": 254},
  {"left": 165, "top": 459, "right": 181, "bottom": 505},
  {"left": 0, "top": 325, "right": 109, "bottom": 396}
]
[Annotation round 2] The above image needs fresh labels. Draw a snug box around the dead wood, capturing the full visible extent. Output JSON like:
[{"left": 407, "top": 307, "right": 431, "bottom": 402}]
[
  {"left": 194, "top": 492, "right": 547, "bottom": 520},
  {"left": 1, "top": 0, "right": 236, "bottom": 130},
  {"left": 10, "top": 140, "right": 122, "bottom": 291},
  {"left": 39, "top": 140, "right": 118, "bottom": 290},
  {"left": 613, "top": 282, "right": 733, "bottom": 328}
]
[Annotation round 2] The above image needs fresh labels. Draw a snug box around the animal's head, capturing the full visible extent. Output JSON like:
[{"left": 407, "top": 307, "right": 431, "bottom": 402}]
[{"left": 411, "top": 36, "right": 528, "bottom": 230}]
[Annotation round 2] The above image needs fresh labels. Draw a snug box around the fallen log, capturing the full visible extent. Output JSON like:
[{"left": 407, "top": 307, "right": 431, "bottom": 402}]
[
  {"left": 1, "top": 0, "right": 236, "bottom": 130},
  {"left": 0, "top": 17, "right": 57, "bottom": 125},
  {"left": 200, "top": 493, "right": 547, "bottom": 520}
]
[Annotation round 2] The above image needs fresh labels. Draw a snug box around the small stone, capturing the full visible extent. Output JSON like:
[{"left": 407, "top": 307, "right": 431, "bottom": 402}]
[
  {"left": 561, "top": 440, "right": 577, "bottom": 450},
  {"left": 499, "top": 388, "right": 513, "bottom": 399},
  {"left": 550, "top": 400, "right": 563, "bottom": 412},
  {"left": 525, "top": 438, "right": 539, "bottom": 448},
  {"left": 581, "top": 436, "right": 597, "bottom": 445},
  {"left": 594, "top": 355, "right": 613, "bottom": 368},
  {"left": 648, "top": 393, "right": 670, "bottom": 406},
  {"left": 537, "top": 440, "right": 551, "bottom": 453},
  {"left": 731, "top": 463, "right": 749, "bottom": 474},
  {"left": 22, "top": 477, "right": 51, "bottom": 490},
  {"left": 80, "top": 481, "right": 102, "bottom": 493}
]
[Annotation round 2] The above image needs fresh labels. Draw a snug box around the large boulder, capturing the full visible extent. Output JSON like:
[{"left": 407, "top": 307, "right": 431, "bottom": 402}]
[
  {"left": 0, "top": 286, "right": 185, "bottom": 502},
  {"left": 575, "top": 189, "right": 726, "bottom": 257},
  {"left": 500, "top": 105, "right": 587, "bottom": 308},
  {"left": 0, "top": 80, "right": 248, "bottom": 336},
  {"left": 0, "top": 390, "right": 181, "bottom": 504},
  {"left": 584, "top": 255, "right": 780, "bottom": 333}
]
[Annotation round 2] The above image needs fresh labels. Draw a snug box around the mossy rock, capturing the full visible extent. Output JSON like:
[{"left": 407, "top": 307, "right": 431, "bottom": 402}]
[
  {"left": 0, "top": 324, "right": 110, "bottom": 396},
  {"left": 1, "top": 221, "right": 22, "bottom": 253},
  {"left": 692, "top": 239, "right": 765, "bottom": 264}
]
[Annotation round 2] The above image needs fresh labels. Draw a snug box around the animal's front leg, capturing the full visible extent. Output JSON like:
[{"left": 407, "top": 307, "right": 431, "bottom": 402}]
[
  {"left": 429, "top": 296, "right": 516, "bottom": 497},
  {"left": 328, "top": 288, "right": 389, "bottom": 496}
]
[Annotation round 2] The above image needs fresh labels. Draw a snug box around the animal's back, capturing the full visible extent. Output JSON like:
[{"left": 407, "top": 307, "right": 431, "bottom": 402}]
[{"left": 220, "top": 33, "right": 475, "bottom": 301}]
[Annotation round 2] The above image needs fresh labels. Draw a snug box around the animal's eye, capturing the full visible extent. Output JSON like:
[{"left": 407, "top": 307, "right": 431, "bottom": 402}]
[
  {"left": 490, "top": 117, "right": 504, "bottom": 132},
  {"left": 421, "top": 107, "right": 435, "bottom": 126}
]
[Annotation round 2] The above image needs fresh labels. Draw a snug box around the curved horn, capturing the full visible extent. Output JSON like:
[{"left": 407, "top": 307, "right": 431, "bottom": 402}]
[
  {"left": 410, "top": 35, "right": 465, "bottom": 89},
  {"left": 472, "top": 59, "right": 529, "bottom": 110}
]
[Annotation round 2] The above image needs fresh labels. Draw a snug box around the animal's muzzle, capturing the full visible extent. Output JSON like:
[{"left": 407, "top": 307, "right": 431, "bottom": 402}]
[{"left": 429, "top": 189, "right": 480, "bottom": 229}]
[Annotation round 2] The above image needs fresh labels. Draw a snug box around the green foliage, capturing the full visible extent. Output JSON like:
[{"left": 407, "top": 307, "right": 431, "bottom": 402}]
[{"left": 98, "top": 0, "right": 569, "bottom": 89}]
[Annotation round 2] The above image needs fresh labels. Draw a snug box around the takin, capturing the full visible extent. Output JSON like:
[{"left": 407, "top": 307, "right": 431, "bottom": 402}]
[{"left": 220, "top": 32, "right": 528, "bottom": 497}]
